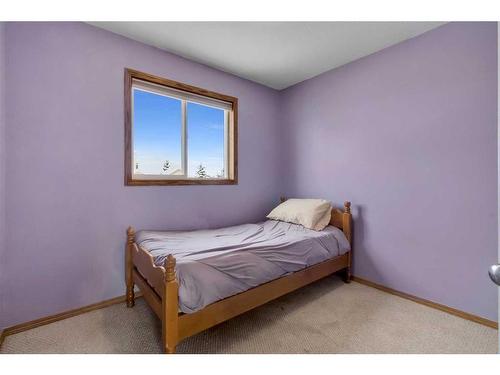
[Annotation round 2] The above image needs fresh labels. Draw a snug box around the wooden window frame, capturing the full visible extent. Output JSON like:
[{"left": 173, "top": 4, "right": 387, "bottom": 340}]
[{"left": 124, "top": 68, "right": 238, "bottom": 186}]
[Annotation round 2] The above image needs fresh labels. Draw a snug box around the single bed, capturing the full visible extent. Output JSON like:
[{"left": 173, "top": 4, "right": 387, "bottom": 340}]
[{"left": 125, "top": 200, "right": 352, "bottom": 353}]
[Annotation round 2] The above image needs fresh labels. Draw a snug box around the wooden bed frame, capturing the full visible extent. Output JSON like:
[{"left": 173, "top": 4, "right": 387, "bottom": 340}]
[{"left": 125, "top": 200, "right": 352, "bottom": 353}]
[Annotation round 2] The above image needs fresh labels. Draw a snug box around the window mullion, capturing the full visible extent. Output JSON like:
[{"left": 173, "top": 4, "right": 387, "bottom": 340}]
[{"left": 182, "top": 100, "right": 188, "bottom": 176}]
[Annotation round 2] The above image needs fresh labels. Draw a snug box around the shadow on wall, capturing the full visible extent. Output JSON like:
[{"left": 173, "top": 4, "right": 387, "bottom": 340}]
[{"left": 351, "top": 204, "right": 383, "bottom": 282}]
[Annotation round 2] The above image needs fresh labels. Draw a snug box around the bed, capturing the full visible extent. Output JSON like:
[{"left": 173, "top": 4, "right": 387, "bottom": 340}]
[{"left": 125, "top": 200, "right": 352, "bottom": 353}]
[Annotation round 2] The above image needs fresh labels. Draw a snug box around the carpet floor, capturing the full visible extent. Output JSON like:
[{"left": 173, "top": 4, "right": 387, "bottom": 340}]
[{"left": 1, "top": 277, "right": 497, "bottom": 354}]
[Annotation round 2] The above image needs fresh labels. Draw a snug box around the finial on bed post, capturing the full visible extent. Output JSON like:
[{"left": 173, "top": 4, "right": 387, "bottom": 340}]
[
  {"left": 344, "top": 201, "right": 351, "bottom": 214},
  {"left": 127, "top": 226, "right": 135, "bottom": 243},
  {"left": 125, "top": 226, "right": 136, "bottom": 307},
  {"left": 165, "top": 254, "right": 176, "bottom": 282}
]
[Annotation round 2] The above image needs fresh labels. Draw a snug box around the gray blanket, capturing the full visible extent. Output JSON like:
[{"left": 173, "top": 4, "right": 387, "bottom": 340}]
[{"left": 136, "top": 220, "right": 350, "bottom": 314}]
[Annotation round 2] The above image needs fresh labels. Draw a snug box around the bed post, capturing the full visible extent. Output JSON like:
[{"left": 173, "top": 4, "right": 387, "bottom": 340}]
[
  {"left": 126, "top": 226, "right": 136, "bottom": 307},
  {"left": 162, "top": 254, "right": 179, "bottom": 354},
  {"left": 342, "top": 202, "right": 352, "bottom": 283}
]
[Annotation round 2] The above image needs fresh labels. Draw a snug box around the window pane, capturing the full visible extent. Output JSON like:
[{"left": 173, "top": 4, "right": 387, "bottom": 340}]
[
  {"left": 133, "top": 89, "right": 183, "bottom": 176},
  {"left": 187, "top": 102, "right": 226, "bottom": 179}
]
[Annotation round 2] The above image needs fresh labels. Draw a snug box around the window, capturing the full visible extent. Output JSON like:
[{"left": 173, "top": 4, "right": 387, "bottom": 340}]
[{"left": 125, "top": 69, "right": 238, "bottom": 185}]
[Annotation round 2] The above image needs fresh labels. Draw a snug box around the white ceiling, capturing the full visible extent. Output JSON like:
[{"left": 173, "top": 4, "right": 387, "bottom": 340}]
[{"left": 89, "top": 22, "right": 445, "bottom": 90}]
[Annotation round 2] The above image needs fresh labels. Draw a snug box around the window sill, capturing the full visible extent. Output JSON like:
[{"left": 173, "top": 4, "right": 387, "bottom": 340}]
[{"left": 125, "top": 178, "right": 238, "bottom": 186}]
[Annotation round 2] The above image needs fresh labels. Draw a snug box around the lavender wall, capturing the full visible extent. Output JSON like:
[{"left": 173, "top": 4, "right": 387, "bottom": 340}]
[
  {"left": 1, "top": 22, "right": 282, "bottom": 328},
  {"left": 0, "top": 22, "right": 6, "bottom": 325},
  {"left": 1, "top": 22, "right": 497, "bottom": 329},
  {"left": 280, "top": 22, "right": 498, "bottom": 321}
]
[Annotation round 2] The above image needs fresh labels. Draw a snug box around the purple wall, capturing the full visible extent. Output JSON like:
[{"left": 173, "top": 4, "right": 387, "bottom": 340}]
[
  {"left": 280, "top": 22, "right": 498, "bottom": 321},
  {"left": 0, "top": 22, "right": 6, "bottom": 325},
  {"left": 1, "top": 22, "right": 497, "bottom": 328},
  {"left": 1, "top": 22, "right": 282, "bottom": 328}
]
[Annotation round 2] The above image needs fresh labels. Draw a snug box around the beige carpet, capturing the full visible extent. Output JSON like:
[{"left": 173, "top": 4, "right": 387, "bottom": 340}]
[{"left": 1, "top": 277, "right": 497, "bottom": 354}]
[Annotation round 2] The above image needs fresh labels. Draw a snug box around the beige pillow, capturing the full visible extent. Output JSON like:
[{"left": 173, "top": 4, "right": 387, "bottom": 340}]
[{"left": 267, "top": 198, "right": 332, "bottom": 231}]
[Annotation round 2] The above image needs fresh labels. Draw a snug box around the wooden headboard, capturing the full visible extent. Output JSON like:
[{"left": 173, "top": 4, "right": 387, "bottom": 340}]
[{"left": 279, "top": 197, "right": 352, "bottom": 244}]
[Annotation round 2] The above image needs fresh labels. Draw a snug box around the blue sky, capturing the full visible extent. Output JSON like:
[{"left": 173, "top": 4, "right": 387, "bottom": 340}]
[{"left": 133, "top": 89, "right": 225, "bottom": 177}]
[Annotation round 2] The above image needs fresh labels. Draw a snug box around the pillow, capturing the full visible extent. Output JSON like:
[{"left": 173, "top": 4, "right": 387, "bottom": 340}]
[{"left": 267, "top": 198, "right": 332, "bottom": 231}]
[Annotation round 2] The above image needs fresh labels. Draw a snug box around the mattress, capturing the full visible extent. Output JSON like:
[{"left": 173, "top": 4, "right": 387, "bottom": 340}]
[{"left": 136, "top": 220, "right": 350, "bottom": 314}]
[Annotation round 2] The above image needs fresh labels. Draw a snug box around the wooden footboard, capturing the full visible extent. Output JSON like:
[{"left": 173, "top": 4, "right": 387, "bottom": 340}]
[
  {"left": 125, "top": 200, "right": 353, "bottom": 354},
  {"left": 126, "top": 227, "right": 179, "bottom": 353}
]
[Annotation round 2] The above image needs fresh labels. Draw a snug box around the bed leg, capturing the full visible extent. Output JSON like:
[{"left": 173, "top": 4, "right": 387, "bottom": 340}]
[
  {"left": 162, "top": 254, "right": 179, "bottom": 354},
  {"left": 126, "top": 226, "right": 136, "bottom": 308},
  {"left": 342, "top": 266, "right": 352, "bottom": 283},
  {"left": 342, "top": 250, "right": 352, "bottom": 283}
]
